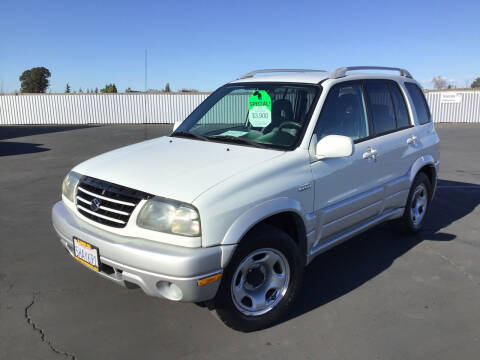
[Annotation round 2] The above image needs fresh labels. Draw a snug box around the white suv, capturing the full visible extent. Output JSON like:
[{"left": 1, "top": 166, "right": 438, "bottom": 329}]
[{"left": 52, "top": 67, "right": 439, "bottom": 331}]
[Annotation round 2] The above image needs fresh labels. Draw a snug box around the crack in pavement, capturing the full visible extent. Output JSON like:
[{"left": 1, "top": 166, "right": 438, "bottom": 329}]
[{"left": 25, "top": 293, "right": 77, "bottom": 360}]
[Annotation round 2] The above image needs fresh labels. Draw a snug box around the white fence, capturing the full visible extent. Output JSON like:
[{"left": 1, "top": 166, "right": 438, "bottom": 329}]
[
  {"left": 0, "top": 90, "right": 479, "bottom": 125},
  {"left": 0, "top": 94, "right": 209, "bottom": 125},
  {"left": 425, "top": 91, "right": 480, "bottom": 123}
]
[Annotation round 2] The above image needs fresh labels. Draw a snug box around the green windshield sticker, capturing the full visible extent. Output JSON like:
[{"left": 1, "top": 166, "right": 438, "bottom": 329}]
[{"left": 248, "top": 90, "right": 272, "bottom": 127}]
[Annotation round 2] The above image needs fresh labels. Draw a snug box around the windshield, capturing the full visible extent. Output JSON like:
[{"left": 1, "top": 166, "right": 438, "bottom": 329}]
[{"left": 173, "top": 83, "right": 320, "bottom": 150}]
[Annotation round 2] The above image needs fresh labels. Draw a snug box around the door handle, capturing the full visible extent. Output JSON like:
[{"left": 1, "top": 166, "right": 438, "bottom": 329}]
[
  {"left": 363, "top": 148, "right": 378, "bottom": 160},
  {"left": 407, "top": 135, "right": 418, "bottom": 145}
]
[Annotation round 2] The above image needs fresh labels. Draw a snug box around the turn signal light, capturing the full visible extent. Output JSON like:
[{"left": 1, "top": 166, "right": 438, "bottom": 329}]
[{"left": 197, "top": 273, "right": 222, "bottom": 287}]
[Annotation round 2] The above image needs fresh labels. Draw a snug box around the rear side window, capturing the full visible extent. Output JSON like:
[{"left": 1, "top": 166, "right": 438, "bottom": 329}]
[
  {"left": 389, "top": 83, "right": 410, "bottom": 128},
  {"left": 365, "top": 82, "right": 396, "bottom": 135},
  {"left": 405, "top": 83, "right": 431, "bottom": 125},
  {"left": 314, "top": 83, "right": 369, "bottom": 141}
]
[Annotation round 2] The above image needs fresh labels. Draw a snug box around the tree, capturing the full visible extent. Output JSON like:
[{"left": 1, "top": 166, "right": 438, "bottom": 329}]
[
  {"left": 471, "top": 77, "right": 480, "bottom": 88},
  {"left": 65, "top": 83, "right": 71, "bottom": 93},
  {"left": 164, "top": 83, "right": 171, "bottom": 92},
  {"left": 95, "top": 87, "right": 98, "bottom": 93},
  {"left": 432, "top": 76, "right": 447, "bottom": 90},
  {"left": 19, "top": 67, "right": 51, "bottom": 93},
  {"left": 100, "top": 83, "right": 117, "bottom": 93}
]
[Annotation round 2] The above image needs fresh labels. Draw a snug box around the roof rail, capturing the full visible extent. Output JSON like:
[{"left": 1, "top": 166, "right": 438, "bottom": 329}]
[
  {"left": 237, "top": 69, "right": 326, "bottom": 80},
  {"left": 331, "top": 66, "right": 413, "bottom": 79}
]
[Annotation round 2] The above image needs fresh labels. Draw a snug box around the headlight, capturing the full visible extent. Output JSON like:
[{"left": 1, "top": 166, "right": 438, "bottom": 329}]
[
  {"left": 62, "top": 171, "right": 81, "bottom": 203},
  {"left": 137, "top": 197, "right": 201, "bottom": 237}
]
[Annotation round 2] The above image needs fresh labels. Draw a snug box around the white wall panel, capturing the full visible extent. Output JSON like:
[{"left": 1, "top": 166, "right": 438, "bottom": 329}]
[
  {"left": 1, "top": 91, "right": 479, "bottom": 124},
  {"left": 426, "top": 91, "right": 480, "bottom": 123}
]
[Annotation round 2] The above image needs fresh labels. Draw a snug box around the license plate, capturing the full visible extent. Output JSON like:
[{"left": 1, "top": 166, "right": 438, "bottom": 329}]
[{"left": 73, "top": 237, "right": 100, "bottom": 271}]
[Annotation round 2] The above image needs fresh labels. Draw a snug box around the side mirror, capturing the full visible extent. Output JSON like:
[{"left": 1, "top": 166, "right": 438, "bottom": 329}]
[
  {"left": 315, "top": 135, "right": 354, "bottom": 159},
  {"left": 172, "top": 122, "right": 182, "bottom": 132}
]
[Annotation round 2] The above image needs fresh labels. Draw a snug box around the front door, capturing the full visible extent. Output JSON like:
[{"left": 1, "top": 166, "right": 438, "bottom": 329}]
[{"left": 309, "top": 81, "right": 384, "bottom": 252}]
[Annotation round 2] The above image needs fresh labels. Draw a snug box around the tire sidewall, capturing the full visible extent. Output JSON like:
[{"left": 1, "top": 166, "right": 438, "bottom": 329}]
[
  {"left": 405, "top": 172, "right": 432, "bottom": 231},
  {"left": 214, "top": 225, "right": 304, "bottom": 332}
]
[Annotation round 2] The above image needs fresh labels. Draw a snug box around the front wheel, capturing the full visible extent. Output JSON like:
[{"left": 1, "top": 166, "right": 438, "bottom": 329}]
[{"left": 212, "top": 224, "right": 304, "bottom": 332}]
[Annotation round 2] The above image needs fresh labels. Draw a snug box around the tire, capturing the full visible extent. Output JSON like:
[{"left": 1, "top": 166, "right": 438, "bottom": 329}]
[
  {"left": 390, "top": 172, "right": 432, "bottom": 234},
  {"left": 211, "top": 224, "right": 304, "bottom": 332}
]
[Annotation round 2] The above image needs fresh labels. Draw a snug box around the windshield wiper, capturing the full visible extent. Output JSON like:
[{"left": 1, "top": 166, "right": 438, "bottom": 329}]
[
  {"left": 207, "top": 135, "right": 267, "bottom": 148},
  {"left": 171, "top": 131, "right": 209, "bottom": 142}
]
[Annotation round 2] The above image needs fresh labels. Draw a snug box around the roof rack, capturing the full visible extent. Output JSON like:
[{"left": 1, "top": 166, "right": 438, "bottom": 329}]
[
  {"left": 331, "top": 66, "right": 412, "bottom": 79},
  {"left": 237, "top": 69, "right": 327, "bottom": 80}
]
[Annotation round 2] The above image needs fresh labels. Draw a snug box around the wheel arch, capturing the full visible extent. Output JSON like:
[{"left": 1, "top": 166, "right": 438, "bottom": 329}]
[
  {"left": 221, "top": 198, "right": 308, "bottom": 265},
  {"left": 409, "top": 155, "right": 437, "bottom": 197}
]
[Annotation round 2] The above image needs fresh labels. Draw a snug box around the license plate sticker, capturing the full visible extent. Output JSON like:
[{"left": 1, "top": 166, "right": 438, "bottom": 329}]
[{"left": 73, "top": 237, "right": 100, "bottom": 271}]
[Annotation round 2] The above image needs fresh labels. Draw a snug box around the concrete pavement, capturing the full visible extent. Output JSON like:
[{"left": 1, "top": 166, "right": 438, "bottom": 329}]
[{"left": 1, "top": 124, "right": 479, "bottom": 359}]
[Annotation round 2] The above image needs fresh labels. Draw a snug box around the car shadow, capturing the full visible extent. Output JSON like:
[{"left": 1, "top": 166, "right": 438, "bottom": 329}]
[
  {"left": 282, "top": 178, "right": 480, "bottom": 324},
  {"left": 0, "top": 141, "right": 50, "bottom": 156},
  {"left": 0, "top": 125, "right": 97, "bottom": 140}
]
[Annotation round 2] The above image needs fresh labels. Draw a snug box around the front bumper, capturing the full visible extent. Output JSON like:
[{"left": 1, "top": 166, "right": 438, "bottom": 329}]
[{"left": 52, "top": 201, "right": 233, "bottom": 302}]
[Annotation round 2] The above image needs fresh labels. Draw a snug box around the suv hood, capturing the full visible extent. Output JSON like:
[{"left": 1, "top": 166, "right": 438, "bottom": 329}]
[{"left": 73, "top": 136, "right": 284, "bottom": 203}]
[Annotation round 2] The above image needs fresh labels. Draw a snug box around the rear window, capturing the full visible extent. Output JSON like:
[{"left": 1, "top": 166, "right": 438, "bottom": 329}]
[
  {"left": 405, "top": 83, "right": 431, "bottom": 125},
  {"left": 365, "top": 82, "right": 397, "bottom": 135},
  {"left": 389, "top": 83, "right": 410, "bottom": 128}
]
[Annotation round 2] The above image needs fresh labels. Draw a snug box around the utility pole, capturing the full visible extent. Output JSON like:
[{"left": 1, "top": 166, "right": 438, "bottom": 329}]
[
  {"left": 144, "top": 49, "right": 148, "bottom": 140},
  {"left": 144, "top": 49, "right": 148, "bottom": 92}
]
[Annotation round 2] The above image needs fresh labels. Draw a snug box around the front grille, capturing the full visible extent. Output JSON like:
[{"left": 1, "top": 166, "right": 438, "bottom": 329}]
[{"left": 75, "top": 176, "right": 152, "bottom": 228}]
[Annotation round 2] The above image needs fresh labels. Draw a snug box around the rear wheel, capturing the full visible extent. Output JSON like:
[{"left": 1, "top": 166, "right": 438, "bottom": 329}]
[
  {"left": 391, "top": 172, "right": 432, "bottom": 234},
  {"left": 212, "top": 224, "right": 304, "bottom": 332}
]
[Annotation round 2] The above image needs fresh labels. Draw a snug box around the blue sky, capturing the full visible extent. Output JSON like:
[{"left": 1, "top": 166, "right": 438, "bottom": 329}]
[{"left": 1, "top": 0, "right": 479, "bottom": 93}]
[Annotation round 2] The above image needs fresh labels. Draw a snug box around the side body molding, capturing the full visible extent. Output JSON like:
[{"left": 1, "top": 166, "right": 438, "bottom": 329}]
[{"left": 221, "top": 197, "right": 310, "bottom": 246}]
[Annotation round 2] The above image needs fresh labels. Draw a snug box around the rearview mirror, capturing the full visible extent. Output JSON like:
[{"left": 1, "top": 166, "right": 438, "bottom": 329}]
[{"left": 315, "top": 135, "right": 354, "bottom": 159}]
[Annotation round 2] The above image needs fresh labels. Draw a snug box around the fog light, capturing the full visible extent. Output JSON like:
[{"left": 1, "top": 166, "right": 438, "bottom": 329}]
[{"left": 156, "top": 281, "right": 183, "bottom": 301}]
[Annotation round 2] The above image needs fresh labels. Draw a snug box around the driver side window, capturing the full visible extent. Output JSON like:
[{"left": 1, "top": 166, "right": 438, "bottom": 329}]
[{"left": 314, "top": 83, "right": 369, "bottom": 141}]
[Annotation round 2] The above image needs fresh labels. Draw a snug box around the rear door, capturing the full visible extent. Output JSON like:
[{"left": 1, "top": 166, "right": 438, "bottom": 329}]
[
  {"left": 363, "top": 80, "right": 418, "bottom": 212},
  {"left": 403, "top": 82, "right": 439, "bottom": 187}
]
